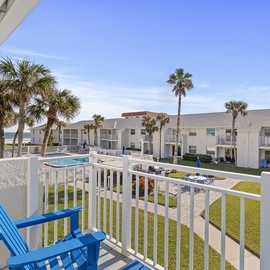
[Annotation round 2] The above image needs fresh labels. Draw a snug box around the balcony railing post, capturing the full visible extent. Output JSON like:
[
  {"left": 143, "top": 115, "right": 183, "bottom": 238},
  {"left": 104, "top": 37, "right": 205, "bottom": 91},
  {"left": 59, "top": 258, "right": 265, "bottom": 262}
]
[
  {"left": 122, "top": 155, "right": 132, "bottom": 255},
  {"left": 88, "top": 152, "right": 97, "bottom": 230},
  {"left": 27, "top": 156, "right": 39, "bottom": 250},
  {"left": 260, "top": 171, "right": 270, "bottom": 269}
]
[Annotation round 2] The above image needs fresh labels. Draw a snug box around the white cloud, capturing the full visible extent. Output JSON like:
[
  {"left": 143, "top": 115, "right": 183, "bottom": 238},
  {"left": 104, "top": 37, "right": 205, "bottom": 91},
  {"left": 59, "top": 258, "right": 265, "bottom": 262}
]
[{"left": 0, "top": 46, "right": 66, "bottom": 60}]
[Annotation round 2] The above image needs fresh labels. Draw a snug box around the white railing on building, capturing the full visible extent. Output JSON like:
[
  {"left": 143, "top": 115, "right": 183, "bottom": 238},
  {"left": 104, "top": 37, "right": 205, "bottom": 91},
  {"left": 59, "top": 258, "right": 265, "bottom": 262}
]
[
  {"left": 164, "top": 135, "right": 182, "bottom": 143},
  {"left": 100, "top": 134, "right": 118, "bottom": 140},
  {"left": 25, "top": 153, "right": 268, "bottom": 269},
  {"left": 259, "top": 136, "right": 270, "bottom": 147},
  {"left": 216, "top": 136, "right": 237, "bottom": 145}
]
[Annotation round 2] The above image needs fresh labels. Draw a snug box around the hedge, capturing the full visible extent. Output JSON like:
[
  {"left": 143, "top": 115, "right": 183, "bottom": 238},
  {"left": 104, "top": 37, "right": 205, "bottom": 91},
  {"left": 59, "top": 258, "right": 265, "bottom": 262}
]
[{"left": 183, "top": 153, "right": 212, "bottom": 163}]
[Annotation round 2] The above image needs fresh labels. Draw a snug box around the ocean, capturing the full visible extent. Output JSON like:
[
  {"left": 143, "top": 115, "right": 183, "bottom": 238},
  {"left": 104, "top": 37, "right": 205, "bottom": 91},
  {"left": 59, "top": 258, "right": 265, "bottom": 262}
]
[{"left": 4, "top": 132, "right": 31, "bottom": 144}]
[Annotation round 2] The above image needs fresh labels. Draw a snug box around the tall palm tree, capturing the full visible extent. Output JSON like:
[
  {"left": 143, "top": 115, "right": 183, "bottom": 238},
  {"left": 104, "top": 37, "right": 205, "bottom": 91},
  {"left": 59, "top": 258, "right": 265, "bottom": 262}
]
[
  {"left": 55, "top": 119, "right": 67, "bottom": 146},
  {"left": 0, "top": 57, "right": 56, "bottom": 157},
  {"left": 141, "top": 116, "right": 158, "bottom": 155},
  {"left": 28, "top": 89, "right": 81, "bottom": 156},
  {"left": 0, "top": 80, "right": 18, "bottom": 158},
  {"left": 84, "top": 124, "right": 92, "bottom": 146},
  {"left": 92, "top": 114, "right": 105, "bottom": 146},
  {"left": 156, "top": 113, "right": 170, "bottom": 159},
  {"left": 167, "top": 68, "right": 194, "bottom": 164},
  {"left": 225, "top": 100, "right": 248, "bottom": 165}
]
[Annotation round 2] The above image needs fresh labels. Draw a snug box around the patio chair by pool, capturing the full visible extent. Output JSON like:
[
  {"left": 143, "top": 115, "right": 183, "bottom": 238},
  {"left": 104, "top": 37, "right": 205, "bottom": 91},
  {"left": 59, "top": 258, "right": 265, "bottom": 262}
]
[
  {"left": 262, "top": 159, "right": 270, "bottom": 168},
  {"left": 0, "top": 205, "right": 105, "bottom": 270}
]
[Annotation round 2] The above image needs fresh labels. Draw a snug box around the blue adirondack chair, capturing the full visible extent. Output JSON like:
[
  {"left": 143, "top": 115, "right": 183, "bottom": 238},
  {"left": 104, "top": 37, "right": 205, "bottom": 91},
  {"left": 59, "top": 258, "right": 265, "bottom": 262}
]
[
  {"left": 262, "top": 159, "right": 270, "bottom": 168},
  {"left": 0, "top": 204, "right": 106, "bottom": 270}
]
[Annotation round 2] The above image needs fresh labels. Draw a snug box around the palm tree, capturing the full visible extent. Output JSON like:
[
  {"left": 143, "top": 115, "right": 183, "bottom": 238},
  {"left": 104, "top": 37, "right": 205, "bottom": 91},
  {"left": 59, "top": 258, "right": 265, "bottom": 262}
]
[
  {"left": 28, "top": 89, "right": 81, "bottom": 156},
  {"left": 55, "top": 119, "right": 67, "bottom": 146},
  {"left": 141, "top": 116, "right": 158, "bottom": 155},
  {"left": 11, "top": 116, "right": 35, "bottom": 157},
  {"left": 84, "top": 124, "right": 92, "bottom": 146},
  {"left": 0, "top": 57, "right": 56, "bottom": 157},
  {"left": 225, "top": 100, "right": 248, "bottom": 165},
  {"left": 156, "top": 113, "right": 170, "bottom": 159},
  {"left": 167, "top": 68, "right": 194, "bottom": 164},
  {"left": 0, "top": 80, "right": 18, "bottom": 158},
  {"left": 92, "top": 114, "right": 105, "bottom": 146}
]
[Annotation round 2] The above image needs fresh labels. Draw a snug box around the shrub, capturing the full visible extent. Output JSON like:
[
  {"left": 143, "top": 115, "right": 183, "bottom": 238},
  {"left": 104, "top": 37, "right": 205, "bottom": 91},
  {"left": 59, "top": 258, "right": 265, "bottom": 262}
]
[
  {"left": 99, "top": 169, "right": 123, "bottom": 186},
  {"left": 125, "top": 147, "right": 141, "bottom": 151},
  {"left": 132, "top": 177, "right": 155, "bottom": 196},
  {"left": 183, "top": 153, "right": 212, "bottom": 163}
]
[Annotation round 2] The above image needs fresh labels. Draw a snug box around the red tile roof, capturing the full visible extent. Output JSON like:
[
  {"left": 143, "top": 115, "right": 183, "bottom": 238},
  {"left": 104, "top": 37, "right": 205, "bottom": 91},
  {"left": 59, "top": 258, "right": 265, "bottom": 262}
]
[{"left": 121, "top": 111, "right": 160, "bottom": 117}]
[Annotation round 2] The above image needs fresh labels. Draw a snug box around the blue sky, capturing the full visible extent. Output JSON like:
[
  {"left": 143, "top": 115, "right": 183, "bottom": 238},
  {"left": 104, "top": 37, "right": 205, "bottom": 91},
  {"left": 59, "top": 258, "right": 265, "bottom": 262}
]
[{"left": 2, "top": 0, "right": 270, "bottom": 131}]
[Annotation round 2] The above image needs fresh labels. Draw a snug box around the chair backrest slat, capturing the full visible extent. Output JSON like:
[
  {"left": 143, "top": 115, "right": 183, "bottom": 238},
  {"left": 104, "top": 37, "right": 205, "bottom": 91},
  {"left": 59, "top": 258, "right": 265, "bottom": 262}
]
[{"left": 0, "top": 205, "right": 31, "bottom": 256}]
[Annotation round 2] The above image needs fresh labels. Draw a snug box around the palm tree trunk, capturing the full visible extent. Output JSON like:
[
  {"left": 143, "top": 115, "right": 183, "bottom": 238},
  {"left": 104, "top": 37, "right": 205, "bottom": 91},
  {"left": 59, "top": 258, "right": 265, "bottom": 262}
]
[
  {"left": 0, "top": 119, "right": 5, "bottom": 159},
  {"left": 159, "top": 128, "right": 162, "bottom": 159},
  {"left": 41, "top": 119, "right": 54, "bottom": 157},
  {"left": 149, "top": 133, "right": 153, "bottom": 154},
  {"left": 94, "top": 129, "right": 97, "bottom": 146},
  {"left": 88, "top": 131, "right": 90, "bottom": 145},
  {"left": 17, "top": 100, "right": 27, "bottom": 157},
  {"left": 173, "top": 94, "right": 182, "bottom": 164},
  {"left": 58, "top": 128, "right": 61, "bottom": 146},
  {"left": 232, "top": 117, "right": 236, "bottom": 165},
  {"left": 12, "top": 129, "right": 19, "bottom": 157}
]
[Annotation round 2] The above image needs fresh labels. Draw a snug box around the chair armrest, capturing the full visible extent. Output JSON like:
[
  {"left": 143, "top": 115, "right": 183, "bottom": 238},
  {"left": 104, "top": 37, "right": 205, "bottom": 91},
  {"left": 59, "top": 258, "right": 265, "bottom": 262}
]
[
  {"left": 14, "top": 207, "right": 82, "bottom": 229},
  {"left": 7, "top": 231, "right": 106, "bottom": 267}
]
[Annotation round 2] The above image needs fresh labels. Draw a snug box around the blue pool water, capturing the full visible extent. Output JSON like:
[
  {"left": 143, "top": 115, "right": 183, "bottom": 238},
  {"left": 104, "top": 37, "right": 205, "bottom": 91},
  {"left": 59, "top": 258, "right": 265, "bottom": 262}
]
[{"left": 45, "top": 156, "right": 89, "bottom": 167}]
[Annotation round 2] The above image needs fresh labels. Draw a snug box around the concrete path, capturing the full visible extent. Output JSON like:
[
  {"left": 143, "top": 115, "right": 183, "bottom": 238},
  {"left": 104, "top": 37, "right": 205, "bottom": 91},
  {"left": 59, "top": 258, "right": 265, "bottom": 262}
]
[{"left": 194, "top": 216, "right": 259, "bottom": 270}]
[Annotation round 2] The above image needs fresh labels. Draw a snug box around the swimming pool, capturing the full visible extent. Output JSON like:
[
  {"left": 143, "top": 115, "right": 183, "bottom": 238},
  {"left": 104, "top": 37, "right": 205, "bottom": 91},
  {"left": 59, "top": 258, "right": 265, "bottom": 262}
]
[{"left": 44, "top": 157, "right": 89, "bottom": 167}]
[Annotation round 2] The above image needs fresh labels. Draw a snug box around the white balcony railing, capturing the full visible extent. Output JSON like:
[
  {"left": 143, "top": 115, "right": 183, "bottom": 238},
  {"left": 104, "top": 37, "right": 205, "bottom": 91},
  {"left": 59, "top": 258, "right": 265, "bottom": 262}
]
[
  {"left": 216, "top": 136, "right": 237, "bottom": 145},
  {"left": 259, "top": 136, "right": 270, "bottom": 147},
  {"left": 100, "top": 134, "right": 118, "bottom": 140},
  {"left": 164, "top": 135, "right": 182, "bottom": 143},
  {"left": 21, "top": 154, "right": 269, "bottom": 269}
]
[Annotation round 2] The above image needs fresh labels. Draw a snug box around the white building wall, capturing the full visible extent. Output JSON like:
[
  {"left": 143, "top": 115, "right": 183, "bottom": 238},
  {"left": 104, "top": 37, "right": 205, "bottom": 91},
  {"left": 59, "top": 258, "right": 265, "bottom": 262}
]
[
  {"left": 237, "top": 131, "right": 259, "bottom": 168},
  {"left": 0, "top": 158, "right": 43, "bottom": 268},
  {"left": 30, "top": 129, "right": 44, "bottom": 144},
  {"left": 127, "top": 128, "right": 142, "bottom": 149},
  {"left": 196, "top": 128, "right": 206, "bottom": 154}
]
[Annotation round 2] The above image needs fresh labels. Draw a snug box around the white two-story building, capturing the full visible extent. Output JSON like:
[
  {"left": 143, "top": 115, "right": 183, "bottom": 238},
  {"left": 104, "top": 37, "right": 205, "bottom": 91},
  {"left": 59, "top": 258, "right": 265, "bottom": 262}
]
[{"left": 29, "top": 109, "right": 270, "bottom": 169}]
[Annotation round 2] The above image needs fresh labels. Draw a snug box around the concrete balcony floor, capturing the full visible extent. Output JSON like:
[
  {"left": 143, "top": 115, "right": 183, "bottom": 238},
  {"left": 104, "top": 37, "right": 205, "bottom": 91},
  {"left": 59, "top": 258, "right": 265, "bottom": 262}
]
[{"left": 99, "top": 241, "right": 135, "bottom": 269}]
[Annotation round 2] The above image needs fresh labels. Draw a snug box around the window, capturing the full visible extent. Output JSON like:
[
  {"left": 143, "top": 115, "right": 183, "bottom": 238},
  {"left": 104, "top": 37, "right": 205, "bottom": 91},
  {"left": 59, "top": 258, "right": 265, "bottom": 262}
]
[
  {"left": 32, "top": 137, "right": 34, "bottom": 142},
  {"left": 265, "top": 151, "right": 270, "bottom": 161},
  {"left": 206, "top": 147, "right": 215, "bottom": 156},
  {"left": 189, "top": 146, "right": 196, "bottom": 154},
  {"left": 189, "top": 129, "right": 196, "bottom": 136},
  {"left": 206, "top": 128, "right": 215, "bottom": 136},
  {"left": 33, "top": 130, "right": 35, "bottom": 134},
  {"left": 131, "top": 129, "right": 135, "bottom": 135},
  {"left": 130, "top": 142, "right": 135, "bottom": 148},
  {"left": 39, "top": 130, "right": 41, "bottom": 135},
  {"left": 265, "top": 129, "right": 270, "bottom": 137},
  {"left": 141, "top": 129, "right": 146, "bottom": 135}
]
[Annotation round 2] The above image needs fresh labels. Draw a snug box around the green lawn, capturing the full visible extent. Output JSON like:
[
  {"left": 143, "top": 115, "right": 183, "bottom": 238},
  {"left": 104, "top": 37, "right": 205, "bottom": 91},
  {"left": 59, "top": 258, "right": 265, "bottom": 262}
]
[
  {"left": 201, "top": 181, "right": 261, "bottom": 257},
  {"left": 159, "top": 158, "right": 266, "bottom": 176},
  {"left": 45, "top": 185, "right": 236, "bottom": 269}
]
